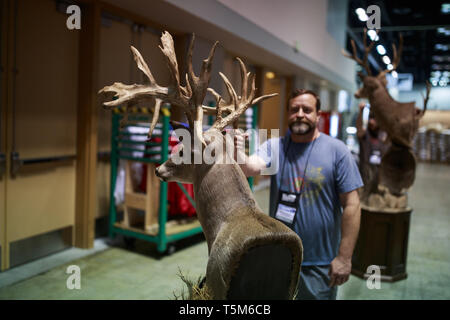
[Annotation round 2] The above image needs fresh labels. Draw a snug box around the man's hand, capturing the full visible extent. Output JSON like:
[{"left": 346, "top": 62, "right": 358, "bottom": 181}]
[
  {"left": 329, "top": 255, "right": 352, "bottom": 287},
  {"left": 358, "top": 102, "right": 366, "bottom": 113},
  {"left": 230, "top": 129, "right": 250, "bottom": 163}
]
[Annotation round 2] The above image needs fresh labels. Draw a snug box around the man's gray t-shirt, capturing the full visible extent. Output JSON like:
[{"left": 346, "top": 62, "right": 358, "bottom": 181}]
[{"left": 256, "top": 132, "right": 363, "bottom": 266}]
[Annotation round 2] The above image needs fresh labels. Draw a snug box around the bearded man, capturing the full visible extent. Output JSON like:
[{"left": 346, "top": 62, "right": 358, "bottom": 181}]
[{"left": 237, "top": 89, "right": 363, "bottom": 300}]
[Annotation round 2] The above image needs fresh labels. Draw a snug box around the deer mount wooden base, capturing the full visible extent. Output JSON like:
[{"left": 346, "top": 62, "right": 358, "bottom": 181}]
[{"left": 351, "top": 205, "right": 412, "bottom": 282}]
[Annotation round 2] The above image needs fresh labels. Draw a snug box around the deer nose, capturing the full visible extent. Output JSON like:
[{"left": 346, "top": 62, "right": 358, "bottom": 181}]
[{"left": 155, "top": 167, "right": 160, "bottom": 177}]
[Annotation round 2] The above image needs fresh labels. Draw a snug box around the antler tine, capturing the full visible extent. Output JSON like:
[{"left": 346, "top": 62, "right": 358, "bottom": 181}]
[
  {"left": 341, "top": 28, "right": 377, "bottom": 76},
  {"left": 208, "top": 58, "right": 277, "bottom": 131},
  {"left": 392, "top": 33, "right": 403, "bottom": 70},
  {"left": 186, "top": 33, "right": 197, "bottom": 98},
  {"left": 219, "top": 72, "right": 239, "bottom": 108},
  {"left": 147, "top": 99, "right": 163, "bottom": 140},
  {"left": 422, "top": 80, "right": 431, "bottom": 114},
  {"left": 236, "top": 57, "right": 249, "bottom": 100},
  {"left": 184, "top": 35, "right": 220, "bottom": 146},
  {"left": 158, "top": 31, "right": 181, "bottom": 92},
  {"left": 131, "top": 46, "right": 156, "bottom": 85}
]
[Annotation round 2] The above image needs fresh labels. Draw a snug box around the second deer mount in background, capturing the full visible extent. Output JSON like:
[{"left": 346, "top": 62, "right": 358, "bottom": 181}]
[
  {"left": 99, "top": 31, "right": 303, "bottom": 300},
  {"left": 342, "top": 29, "right": 431, "bottom": 205}
]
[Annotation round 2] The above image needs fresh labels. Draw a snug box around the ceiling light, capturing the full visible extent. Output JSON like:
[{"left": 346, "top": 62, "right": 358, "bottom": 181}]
[
  {"left": 431, "top": 79, "right": 438, "bottom": 86},
  {"left": 387, "top": 64, "right": 394, "bottom": 70},
  {"left": 439, "top": 79, "right": 447, "bottom": 86},
  {"left": 355, "top": 8, "right": 365, "bottom": 16},
  {"left": 265, "top": 71, "right": 275, "bottom": 79},
  {"left": 382, "top": 56, "right": 391, "bottom": 64},
  {"left": 376, "top": 45, "right": 386, "bottom": 55},
  {"left": 435, "top": 44, "right": 450, "bottom": 51},
  {"left": 356, "top": 8, "right": 369, "bottom": 22},
  {"left": 432, "top": 71, "right": 442, "bottom": 77},
  {"left": 437, "top": 27, "right": 450, "bottom": 36},
  {"left": 367, "top": 29, "right": 379, "bottom": 41},
  {"left": 432, "top": 64, "right": 442, "bottom": 70},
  {"left": 391, "top": 71, "right": 398, "bottom": 78}
]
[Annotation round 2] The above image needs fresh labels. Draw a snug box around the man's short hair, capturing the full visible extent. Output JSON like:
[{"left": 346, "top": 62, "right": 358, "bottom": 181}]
[{"left": 288, "top": 89, "right": 321, "bottom": 112}]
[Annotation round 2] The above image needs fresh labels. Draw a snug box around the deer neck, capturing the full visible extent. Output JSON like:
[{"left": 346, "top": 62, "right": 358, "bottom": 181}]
[
  {"left": 193, "top": 162, "right": 258, "bottom": 253},
  {"left": 368, "top": 84, "right": 395, "bottom": 109}
]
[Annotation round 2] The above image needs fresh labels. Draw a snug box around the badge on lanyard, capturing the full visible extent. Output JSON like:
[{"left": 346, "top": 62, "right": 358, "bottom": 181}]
[
  {"left": 369, "top": 150, "right": 381, "bottom": 165},
  {"left": 275, "top": 191, "right": 300, "bottom": 224},
  {"left": 274, "top": 136, "right": 316, "bottom": 227}
]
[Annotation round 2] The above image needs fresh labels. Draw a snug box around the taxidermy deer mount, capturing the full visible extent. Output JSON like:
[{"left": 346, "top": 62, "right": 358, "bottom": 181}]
[
  {"left": 342, "top": 30, "right": 431, "bottom": 199},
  {"left": 99, "top": 31, "right": 303, "bottom": 299}
]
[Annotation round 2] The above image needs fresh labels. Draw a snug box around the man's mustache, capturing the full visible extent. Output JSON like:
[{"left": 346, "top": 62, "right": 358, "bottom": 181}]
[{"left": 291, "top": 120, "right": 311, "bottom": 125}]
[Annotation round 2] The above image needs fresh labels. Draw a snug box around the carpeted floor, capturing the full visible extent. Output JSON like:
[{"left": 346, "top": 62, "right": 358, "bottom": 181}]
[{"left": 0, "top": 163, "right": 449, "bottom": 299}]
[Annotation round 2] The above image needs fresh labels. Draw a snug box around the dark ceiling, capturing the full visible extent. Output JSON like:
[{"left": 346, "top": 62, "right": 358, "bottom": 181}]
[{"left": 346, "top": 0, "right": 450, "bottom": 86}]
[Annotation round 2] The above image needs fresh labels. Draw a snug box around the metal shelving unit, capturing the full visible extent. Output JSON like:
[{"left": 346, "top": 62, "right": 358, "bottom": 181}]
[
  {"left": 108, "top": 104, "right": 259, "bottom": 253},
  {"left": 108, "top": 106, "right": 201, "bottom": 254}
]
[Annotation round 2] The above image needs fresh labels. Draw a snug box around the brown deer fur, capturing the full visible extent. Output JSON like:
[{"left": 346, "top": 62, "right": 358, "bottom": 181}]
[
  {"left": 99, "top": 32, "right": 303, "bottom": 299},
  {"left": 343, "top": 30, "right": 430, "bottom": 200}
]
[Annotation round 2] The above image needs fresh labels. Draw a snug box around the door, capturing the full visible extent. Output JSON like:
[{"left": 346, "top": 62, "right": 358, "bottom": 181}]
[{"left": 1, "top": 0, "right": 79, "bottom": 270}]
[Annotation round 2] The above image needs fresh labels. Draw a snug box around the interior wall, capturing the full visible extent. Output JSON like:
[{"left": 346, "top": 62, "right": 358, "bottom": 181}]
[
  {"left": 97, "top": 15, "right": 132, "bottom": 218},
  {"left": 419, "top": 111, "right": 450, "bottom": 129},
  {"left": 217, "top": 0, "right": 354, "bottom": 86},
  {"left": 0, "top": 0, "right": 7, "bottom": 269},
  {"left": 6, "top": 0, "right": 78, "bottom": 242},
  {"left": 259, "top": 74, "right": 284, "bottom": 137},
  {"left": 390, "top": 84, "right": 450, "bottom": 111}
]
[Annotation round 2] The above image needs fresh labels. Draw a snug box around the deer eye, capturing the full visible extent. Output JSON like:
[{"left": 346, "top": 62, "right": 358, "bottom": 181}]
[{"left": 179, "top": 150, "right": 183, "bottom": 157}]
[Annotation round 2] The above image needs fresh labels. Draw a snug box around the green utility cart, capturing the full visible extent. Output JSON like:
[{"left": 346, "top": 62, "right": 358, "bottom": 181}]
[{"left": 108, "top": 105, "right": 259, "bottom": 254}]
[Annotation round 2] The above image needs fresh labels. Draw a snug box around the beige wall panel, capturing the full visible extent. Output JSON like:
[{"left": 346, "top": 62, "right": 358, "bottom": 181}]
[
  {"left": 6, "top": 0, "right": 77, "bottom": 243},
  {"left": 98, "top": 19, "right": 133, "bottom": 152},
  {"left": 97, "top": 19, "right": 133, "bottom": 218},
  {"left": 139, "top": 29, "right": 170, "bottom": 87},
  {"left": 0, "top": 0, "right": 7, "bottom": 265},
  {"left": 96, "top": 161, "right": 110, "bottom": 218},
  {"left": 259, "top": 76, "right": 283, "bottom": 135},
  {"left": 7, "top": 162, "right": 76, "bottom": 242},
  {"left": 15, "top": 0, "right": 78, "bottom": 159}
]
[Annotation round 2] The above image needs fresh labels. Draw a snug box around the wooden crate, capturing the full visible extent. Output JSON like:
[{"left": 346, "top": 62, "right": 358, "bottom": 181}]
[{"left": 123, "top": 161, "right": 160, "bottom": 230}]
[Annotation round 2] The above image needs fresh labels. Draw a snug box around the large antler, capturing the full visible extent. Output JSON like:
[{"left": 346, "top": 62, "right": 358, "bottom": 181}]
[
  {"left": 377, "top": 33, "right": 403, "bottom": 79},
  {"left": 341, "top": 28, "right": 377, "bottom": 76},
  {"left": 99, "top": 31, "right": 277, "bottom": 142},
  {"left": 420, "top": 80, "right": 431, "bottom": 116},
  {"left": 99, "top": 32, "right": 217, "bottom": 143},
  {"left": 207, "top": 57, "right": 277, "bottom": 131}
]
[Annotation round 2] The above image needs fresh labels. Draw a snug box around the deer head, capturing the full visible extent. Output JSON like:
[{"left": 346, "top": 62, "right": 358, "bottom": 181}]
[
  {"left": 99, "top": 32, "right": 302, "bottom": 299},
  {"left": 342, "top": 30, "right": 432, "bottom": 198},
  {"left": 342, "top": 29, "right": 403, "bottom": 99},
  {"left": 342, "top": 30, "right": 431, "bottom": 148}
]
